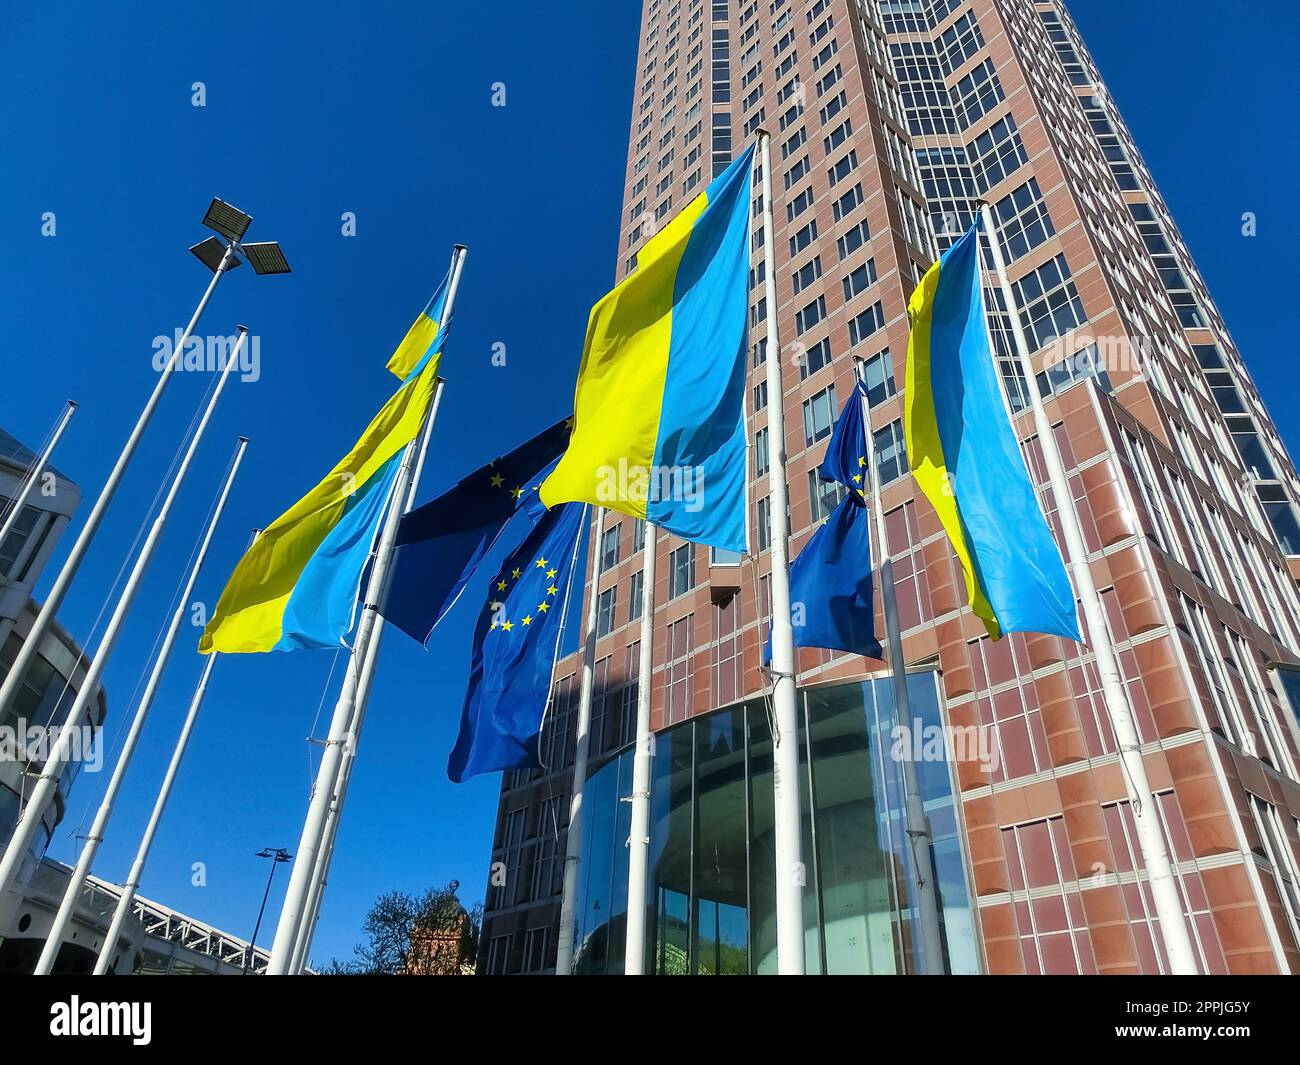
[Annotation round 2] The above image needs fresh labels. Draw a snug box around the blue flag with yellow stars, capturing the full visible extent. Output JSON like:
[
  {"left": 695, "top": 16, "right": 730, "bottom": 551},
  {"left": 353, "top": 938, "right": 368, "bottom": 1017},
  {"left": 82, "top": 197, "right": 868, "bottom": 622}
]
[
  {"left": 380, "top": 417, "right": 572, "bottom": 645},
  {"left": 447, "top": 501, "right": 587, "bottom": 783},
  {"left": 818, "top": 377, "right": 870, "bottom": 500},
  {"left": 766, "top": 378, "right": 882, "bottom": 662}
]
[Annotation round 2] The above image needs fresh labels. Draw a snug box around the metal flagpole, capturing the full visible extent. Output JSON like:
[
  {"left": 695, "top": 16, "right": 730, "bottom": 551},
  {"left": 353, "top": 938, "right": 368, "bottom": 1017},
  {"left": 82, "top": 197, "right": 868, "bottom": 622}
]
[
  {"left": 0, "top": 399, "right": 77, "bottom": 567},
  {"left": 34, "top": 436, "right": 249, "bottom": 975},
  {"left": 978, "top": 204, "right": 1197, "bottom": 974},
  {"left": 852, "top": 357, "right": 945, "bottom": 976},
  {"left": 92, "top": 526, "right": 261, "bottom": 976},
  {"left": 622, "top": 520, "right": 656, "bottom": 975},
  {"left": 0, "top": 326, "right": 250, "bottom": 906},
  {"left": 287, "top": 379, "right": 446, "bottom": 974},
  {"left": 266, "top": 245, "right": 467, "bottom": 973},
  {"left": 93, "top": 630, "right": 229, "bottom": 973},
  {"left": 555, "top": 505, "right": 607, "bottom": 975},
  {"left": 0, "top": 249, "right": 237, "bottom": 733},
  {"left": 757, "top": 129, "right": 807, "bottom": 975}
]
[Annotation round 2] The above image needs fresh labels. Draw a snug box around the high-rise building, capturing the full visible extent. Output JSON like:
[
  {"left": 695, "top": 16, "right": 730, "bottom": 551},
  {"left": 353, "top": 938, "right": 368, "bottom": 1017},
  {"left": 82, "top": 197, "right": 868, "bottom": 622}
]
[{"left": 478, "top": 0, "right": 1300, "bottom": 975}]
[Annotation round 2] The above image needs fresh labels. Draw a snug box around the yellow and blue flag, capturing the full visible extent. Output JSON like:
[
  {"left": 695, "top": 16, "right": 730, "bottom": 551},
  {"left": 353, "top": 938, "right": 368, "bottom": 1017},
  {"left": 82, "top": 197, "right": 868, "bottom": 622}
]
[
  {"left": 379, "top": 417, "right": 572, "bottom": 645},
  {"left": 447, "top": 501, "right": 587, "bottom": 783},
  {"left": 905, "top": 219, "right": 1079, "bottom": 641},
  {"left": 540, "top": 145, "right": 755, "bottom": 553},
  {"left": 386, "top": 275, "right": 451, "bottom": 381},
  {"left": 199, "top": 284, "right": 451, "bottom": 655}
]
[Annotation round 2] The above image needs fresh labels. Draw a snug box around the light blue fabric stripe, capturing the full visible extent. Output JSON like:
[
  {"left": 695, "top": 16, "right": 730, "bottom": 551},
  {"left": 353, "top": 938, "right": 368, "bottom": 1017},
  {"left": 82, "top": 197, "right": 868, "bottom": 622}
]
[
  {"left": 930, "top": 223, "right": 1079, "bottom": 640},
  {"left": 648, "top": 145, "right": 754, "bottom": 553},
  {"left": 275, "top": 451, "right": 403, "bottom": 651},
  {"left": 404, "top": 278, "right": 452, "bottom": 383}
]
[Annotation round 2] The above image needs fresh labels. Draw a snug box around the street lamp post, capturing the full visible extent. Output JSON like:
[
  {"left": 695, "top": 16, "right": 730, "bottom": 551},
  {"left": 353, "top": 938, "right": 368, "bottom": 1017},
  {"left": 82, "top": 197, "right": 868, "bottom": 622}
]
[{"left": 248, "top": 848, "right": 293, "bottom": 973}]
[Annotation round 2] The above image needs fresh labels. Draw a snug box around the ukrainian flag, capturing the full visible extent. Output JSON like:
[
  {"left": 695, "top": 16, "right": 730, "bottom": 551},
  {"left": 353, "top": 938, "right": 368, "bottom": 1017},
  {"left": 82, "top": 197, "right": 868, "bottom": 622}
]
[
  {"left": 387, "top": 275, "right": 450, "bottom": 381},
  {"left": 540, "top": 145, "right": 754, "bottom": 553},
  {"left": 199, "top": 293, "right": 448, "bottom": 655},
  {"left": 905, "top": 220, "right": 1079, "bottom": 642}
]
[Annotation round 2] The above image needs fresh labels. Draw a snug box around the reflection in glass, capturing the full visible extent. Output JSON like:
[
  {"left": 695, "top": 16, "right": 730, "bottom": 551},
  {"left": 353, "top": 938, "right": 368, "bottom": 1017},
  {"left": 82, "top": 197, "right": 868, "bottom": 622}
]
[{"left": 567, "top": 674, "right": 978, "bottom": 975}]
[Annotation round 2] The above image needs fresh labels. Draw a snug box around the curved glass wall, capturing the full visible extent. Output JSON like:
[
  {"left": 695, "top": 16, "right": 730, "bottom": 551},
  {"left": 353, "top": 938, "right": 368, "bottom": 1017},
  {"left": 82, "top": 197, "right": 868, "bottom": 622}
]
[{"left": 568, "top": 672, "right": 978, "bottom": 975}]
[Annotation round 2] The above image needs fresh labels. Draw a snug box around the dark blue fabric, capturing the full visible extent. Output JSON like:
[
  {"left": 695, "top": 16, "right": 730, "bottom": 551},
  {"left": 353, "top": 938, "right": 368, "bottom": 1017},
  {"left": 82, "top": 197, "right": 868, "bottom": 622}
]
[
  {"left": 379, "top": 417, "right": 571, "bottom": 644},
  {"left": 447, "top": 501, "right": 586, "bottom": 783},
  {"left": 765, "top": 496, "right": 882, "bottom": 663},
  {"left": 817, "top": 377, "right": 870, "bottom": 501}
]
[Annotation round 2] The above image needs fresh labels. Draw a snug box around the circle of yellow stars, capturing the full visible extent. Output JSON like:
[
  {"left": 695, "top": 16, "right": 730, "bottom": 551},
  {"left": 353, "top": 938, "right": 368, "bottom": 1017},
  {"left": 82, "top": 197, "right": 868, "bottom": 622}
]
[{"left": 489, "top": 555, "right": 561, "bottom": 634}]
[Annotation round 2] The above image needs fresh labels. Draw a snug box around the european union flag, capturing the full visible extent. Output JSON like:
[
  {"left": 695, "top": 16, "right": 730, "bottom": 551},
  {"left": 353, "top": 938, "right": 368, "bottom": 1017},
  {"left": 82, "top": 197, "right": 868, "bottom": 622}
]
[
  {"left": 767, "top": 379, "right": 881, "bottom": 661},
  {"left": 380, "top": 417, "right": 571, "bottom": 644},
  {"left": 782, "top": 498, "right": 882, "bottom": 660},
  {"left": 447, "top": 501, "right": 587, "bottom": 783},
  {"left": 818, "top": 377, "right": 870, "bottom": 500}
]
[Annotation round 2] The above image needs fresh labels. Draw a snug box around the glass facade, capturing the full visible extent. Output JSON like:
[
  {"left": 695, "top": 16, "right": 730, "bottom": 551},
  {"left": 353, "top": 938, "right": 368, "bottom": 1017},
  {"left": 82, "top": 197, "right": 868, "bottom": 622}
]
[{"left": 567, "top": 673, "right": 978, "bottom": 975}]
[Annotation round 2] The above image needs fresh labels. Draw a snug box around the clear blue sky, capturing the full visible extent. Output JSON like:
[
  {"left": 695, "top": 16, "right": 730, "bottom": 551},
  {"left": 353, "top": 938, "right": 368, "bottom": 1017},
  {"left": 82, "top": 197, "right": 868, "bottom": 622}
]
[{"left": 0, "top": 1, "right": 1295, "bottom": 968}]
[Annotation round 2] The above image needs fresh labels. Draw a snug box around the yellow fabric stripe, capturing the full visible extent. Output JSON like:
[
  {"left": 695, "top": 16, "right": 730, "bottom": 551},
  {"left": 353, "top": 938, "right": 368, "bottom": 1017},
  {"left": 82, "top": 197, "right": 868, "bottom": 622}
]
[
  {"left": 386, "top": 313, "right": 438, "bottom": 380},
  {"left": 539, "top": 191, "right": 709, "bottom": 517},
  {"left": 904, "top": 260, "right": 1001, "bottom": 640},
  {"left": 199, "top": 357, "right": 440, "bottom": 653}
]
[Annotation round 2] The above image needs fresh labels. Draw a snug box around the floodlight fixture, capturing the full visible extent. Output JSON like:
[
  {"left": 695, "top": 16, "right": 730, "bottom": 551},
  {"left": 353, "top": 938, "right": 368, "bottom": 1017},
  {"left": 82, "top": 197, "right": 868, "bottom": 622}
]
[
  {"left": 203, "top": 197, "right": 253, "bottom": 242},
  {"left": 189, "top": 236, "right": 240, "bottom": 274},
  {"left": 241, "top": 240, "right": 292, "bottom": 276}
]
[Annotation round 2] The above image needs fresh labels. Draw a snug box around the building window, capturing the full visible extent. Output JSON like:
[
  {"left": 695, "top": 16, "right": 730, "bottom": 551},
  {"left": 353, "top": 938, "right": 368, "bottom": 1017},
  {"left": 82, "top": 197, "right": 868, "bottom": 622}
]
[
  {"left": 848, "top": 301, "right": 885, "bottom": 346},
  {"left": 860, "top": 348, "right": 896, "bottom": 407},
  {"left": 1011, "top": 254, "right": 1087, "bottom": 352},
  {"left": 1247, "top": 795, "right": 1300, "bottom": 951},
  {"left": 842, "top": 259, "right": 877, "bottom": 301},
  {"left": 486, "top": 934, "right": 513, "bottom": 975},
  {"left": 601, "top": 525, "right": 621, "bottom": 571},
  {"left": 968, "top": 114, "right": 1028, "bottom": 193},
  {"left": 754, "top": 426, "right": 770, "bottom": 477},
  {"left": 665, "top": 614, "right": 694, "bottom": 725},
  {"left": 711, "top": 546, "right": 743, "bottom": 566},
  {"left": 669, "top": 544, "right": 696, "bottom": 598},
  {"left": 597, "top": 587, "right": 618, "bottom": 636},
  {"left": 712, "top": 595, "right": 743, "bottom": 705},
  {"left": 757, "top": 496, "right": 771, "bottom": 551},
  {"left": 802, "top": 385, "right": 837, "bottom": 446},
  {"left": 837, "top": 219, "right": 869, "bottom": 260},
  {"left": 791, "top": 255, "right": 823, "bottom": 295},
  {"left": 795, "top": 295, "right": 827, "bottom": 335},
  {"left": 522, "top": 927, "right": 550, "bottom": 974},
  {"left": 799, "top": 336, "right": 832, "bottom": 380},
  {"left": 633, "top": 518, "right": 647, "bottom": 553},
  {"left": 991, "top": 178, "right": 1055, "bottom": 264},
  {"left": 630, "top": 569, "right": 645, "bottom": 621},
  {"left": 873, "top": 420, "right": 909, "bottom": 484},
  {"left": 0, "top": 499, "right": 41, "bottom": 581},
  {"left": 808, "top": 470, "right": 844, "bottom": 523},
  {"left": 1258, "top": 485, "right": 1300, "bottom": 556}
]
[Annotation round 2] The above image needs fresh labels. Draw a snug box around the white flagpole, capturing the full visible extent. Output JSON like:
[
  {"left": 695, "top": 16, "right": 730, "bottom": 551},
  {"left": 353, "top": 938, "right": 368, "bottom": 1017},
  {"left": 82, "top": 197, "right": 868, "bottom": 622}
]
[
  {"left": 0, "top": 245, "right": 237, "bottom": 727},
  {"left": 34, "top": 436, "right": 249, "bottom": 975},
  {"left": 266, "top": 245, "right": 467, "bottom": 973},
  {"left": 0, "top": 326, "right": 250, "bottom": 906},
  {"left": 287, "top": 378, "right": 446, "bottom": 975},
  {"left": 91, "top": 605, "right": 238, "bottom": 974},
  {"left": 622, "top": 520, "right": 656, "bottom": 975},
  {"left": 555, "top": 505, "right": 607, "bottom": 975},
  {"left": 0, "top": 399, "right": 77, "bottom": 568},
  {"left": 757, "top": 129, "right": 807, "bottom": 975},
  {"left": 978, "top": 204, "right": 1196, "bottom": 974},
  {"left": 851, "top": 357, "right": 945, "bottom": 975}
]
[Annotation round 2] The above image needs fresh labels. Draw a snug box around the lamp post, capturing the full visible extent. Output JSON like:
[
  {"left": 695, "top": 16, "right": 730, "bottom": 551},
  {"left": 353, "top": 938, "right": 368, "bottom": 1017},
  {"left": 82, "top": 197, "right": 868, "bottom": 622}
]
[
  {"left": 248, "top": 848, "right": 293, "bottom": 973},
  {"left": 0, "top": 198, "right": 290, "bottom": 908}
]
